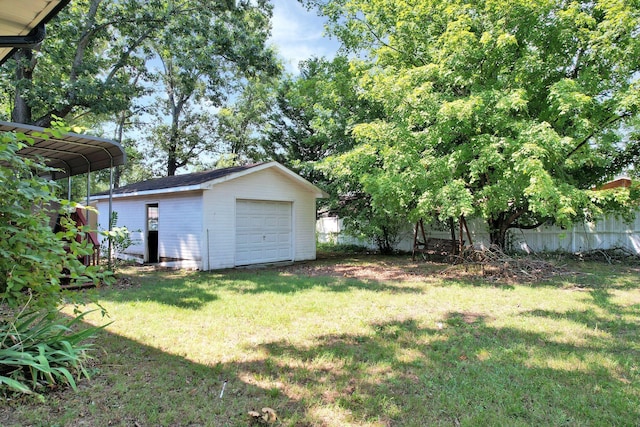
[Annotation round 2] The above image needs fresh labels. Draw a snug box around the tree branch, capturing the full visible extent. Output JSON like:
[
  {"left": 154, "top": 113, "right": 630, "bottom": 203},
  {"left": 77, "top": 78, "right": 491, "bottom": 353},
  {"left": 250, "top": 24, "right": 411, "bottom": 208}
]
[
  {"left": 566, "top": 112, "right": 631, "bottom": 158},
  {"left": 353, "top": 16, "right": 426, "bottom": 67}
]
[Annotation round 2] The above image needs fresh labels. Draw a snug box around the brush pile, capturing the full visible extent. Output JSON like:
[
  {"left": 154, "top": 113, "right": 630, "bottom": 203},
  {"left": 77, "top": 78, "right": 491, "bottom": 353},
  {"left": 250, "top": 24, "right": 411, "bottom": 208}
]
[
  {"left": 442, "top": 247, "right": 574, "bottom": 283},
  {"left": 570, "top": 247, "right": 640, "bottom": 264}
]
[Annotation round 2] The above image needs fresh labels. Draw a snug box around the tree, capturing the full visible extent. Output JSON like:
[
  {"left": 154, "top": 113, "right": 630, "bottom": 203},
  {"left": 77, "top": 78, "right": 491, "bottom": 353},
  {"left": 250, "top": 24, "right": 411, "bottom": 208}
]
[
  {"left": 214, "top": 76, "right": 278, "bottom": 165},
  {"left": 261, "top": 56, "right": 402, "bottom": 252},
  {"left": 3, "top": 0, "right": 169, "bottom": 127},
  {"left": 146, "top": 0, "right": 280, "bottom": 176},
  {"left": 261, "top": 57, "right": 354, "bottom": 173},
  {"left": 311, "top": 0, "right": 640, "bottom": 249}
]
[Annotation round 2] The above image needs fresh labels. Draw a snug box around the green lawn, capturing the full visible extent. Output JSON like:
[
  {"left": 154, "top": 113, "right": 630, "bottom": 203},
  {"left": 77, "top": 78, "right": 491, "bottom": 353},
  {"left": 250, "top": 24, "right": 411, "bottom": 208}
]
[{"left": 2, "top": 256, "right": 639, "bottom": 426}]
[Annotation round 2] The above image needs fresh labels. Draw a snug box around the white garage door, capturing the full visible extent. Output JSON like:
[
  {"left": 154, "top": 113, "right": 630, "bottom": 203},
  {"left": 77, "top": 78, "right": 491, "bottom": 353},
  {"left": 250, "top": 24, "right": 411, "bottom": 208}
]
[{"left": 235, "top": 200, "right": 292, "bottom": 266}]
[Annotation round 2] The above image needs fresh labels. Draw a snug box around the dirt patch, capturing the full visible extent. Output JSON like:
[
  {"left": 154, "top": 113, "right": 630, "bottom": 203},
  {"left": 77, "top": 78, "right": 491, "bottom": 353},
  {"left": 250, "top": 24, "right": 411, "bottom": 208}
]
[
  {"left": 277, "top": 253, "right": 579, "bottom": 284},
  {"left": 110, "top": 253, "right": 581, "bottom": 285},
  {"left": 106, "top": 275, "right": 140, "bottom": 290},
  {"left": 276, "top": 257, "right": 445, "bottom": 283}
]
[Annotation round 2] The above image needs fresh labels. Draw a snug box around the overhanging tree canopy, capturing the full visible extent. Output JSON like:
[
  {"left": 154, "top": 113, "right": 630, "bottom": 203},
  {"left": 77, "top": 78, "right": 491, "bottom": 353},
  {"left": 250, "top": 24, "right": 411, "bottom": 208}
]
[{"left": 313, "top": 0, "right": 640, "bottom": 248}]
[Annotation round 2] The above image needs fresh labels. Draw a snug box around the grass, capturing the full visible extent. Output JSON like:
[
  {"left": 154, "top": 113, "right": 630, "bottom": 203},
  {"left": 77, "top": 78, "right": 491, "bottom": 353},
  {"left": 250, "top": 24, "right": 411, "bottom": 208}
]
[{"left": 1, "top": 256, "right": 639, "bottom": 426}]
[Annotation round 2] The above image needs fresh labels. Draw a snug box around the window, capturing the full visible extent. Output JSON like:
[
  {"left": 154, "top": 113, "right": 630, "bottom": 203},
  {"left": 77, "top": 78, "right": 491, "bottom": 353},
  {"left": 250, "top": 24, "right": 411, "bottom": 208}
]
[{"left": 147, "top": 204, "right": 158, "bottom": 231}]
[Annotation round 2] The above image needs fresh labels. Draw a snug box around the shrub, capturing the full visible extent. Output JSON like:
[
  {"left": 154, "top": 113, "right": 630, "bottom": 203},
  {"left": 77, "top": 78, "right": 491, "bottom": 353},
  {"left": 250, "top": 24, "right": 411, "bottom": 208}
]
[
  {"left": 0, "top": 128, "right": 111, "bottom": 310},
  {"left": 0, "top": 126, "right": 111, "bottom": 397},
  {"left": 0, "top": 305, "right": 106, "bottom": 398},
  {"left": 100, "top": 211, "right": 140, "bottom": 271}
]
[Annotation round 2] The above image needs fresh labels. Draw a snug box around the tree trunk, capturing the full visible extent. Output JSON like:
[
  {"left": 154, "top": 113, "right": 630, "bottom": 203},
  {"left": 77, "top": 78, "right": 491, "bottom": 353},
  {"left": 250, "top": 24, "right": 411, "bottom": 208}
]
[
  {"left": 375, "top": 225, "right": 396, "bottom": 255},
  {"left": 487, "top": 216, "right": 508, "bottom": 250},
  {"left": 113, "top": 166, "right": 122, "bottom": 189},
  {"left": 11, "top": 49, "right": 35, "bottom": 124},
  {"left": 167, "top": 148, "right": 178, "bottom": 176},
  {"left": 112, "top": 110, "right": 127, "bottom": 188}
]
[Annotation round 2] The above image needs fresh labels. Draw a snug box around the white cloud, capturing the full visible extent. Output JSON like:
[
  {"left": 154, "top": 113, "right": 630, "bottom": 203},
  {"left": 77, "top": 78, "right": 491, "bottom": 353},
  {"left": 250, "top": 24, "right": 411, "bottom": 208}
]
[{"left": 268, "top": 0, "right": 340, "bottom": 73}]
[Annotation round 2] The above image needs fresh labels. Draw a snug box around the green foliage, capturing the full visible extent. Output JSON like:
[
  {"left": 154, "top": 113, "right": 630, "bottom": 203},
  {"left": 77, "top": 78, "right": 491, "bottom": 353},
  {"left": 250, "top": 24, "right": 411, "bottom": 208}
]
[
  {"left": 145, "top": 0, "right": 281, "bottom": 175},
  {"left": 2, "top": 0, "right": 161, "bottom": 126},
  {"left": 0, "top": 128, "right": 112, "bottom": 398},
  {"left": 215, "top": 75, "right": 278, "bottom": 164},
  {"left": 0, "top": 305, "right": 106, "bottom": 398},
  {"left": 101, "top": 211, "right": 140, "bottom": 271},
  {"left": 316, "top": 241, "right": 372, "bottom": 255},
  {"left": 310, "top": 0, "right": 640, "bottom": 249},
  {"left": 261, "top": 57, "right": 377, "bottom": 173},
  {"left": 261, "top": 57, "right": 399, "bottom": 251},
  {"left": 0, "top": 130, "right": 111, "bottom": 310}
]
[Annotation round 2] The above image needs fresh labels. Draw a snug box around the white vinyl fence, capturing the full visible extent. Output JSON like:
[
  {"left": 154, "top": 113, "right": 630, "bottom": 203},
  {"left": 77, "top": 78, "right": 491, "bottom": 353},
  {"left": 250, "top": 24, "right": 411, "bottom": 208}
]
[{"left": 317, "top": 212, "right": 640, "bottom": 255}]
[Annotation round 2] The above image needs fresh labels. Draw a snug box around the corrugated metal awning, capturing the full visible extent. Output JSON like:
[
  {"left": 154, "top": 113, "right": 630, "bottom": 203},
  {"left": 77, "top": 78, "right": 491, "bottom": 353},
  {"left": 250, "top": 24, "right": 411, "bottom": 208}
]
[{"left": 0, "top": 120, "right": 126, "bottom": 178}]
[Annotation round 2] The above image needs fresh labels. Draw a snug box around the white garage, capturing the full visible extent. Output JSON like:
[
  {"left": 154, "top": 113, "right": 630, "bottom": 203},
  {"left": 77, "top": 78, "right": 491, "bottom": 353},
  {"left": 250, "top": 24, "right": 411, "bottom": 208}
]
[
  {"left": 92, "top": 162, "right": 327, "bottom": 270},
  {"left": 235, "top": 200, "right": 293, "bottom": 266}
]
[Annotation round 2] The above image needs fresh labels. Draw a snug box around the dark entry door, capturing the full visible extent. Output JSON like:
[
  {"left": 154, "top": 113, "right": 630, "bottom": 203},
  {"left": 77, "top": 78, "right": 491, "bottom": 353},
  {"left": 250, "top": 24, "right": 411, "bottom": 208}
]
[{"left": 147, "top": 204, "right": 158, "bottom": 263}]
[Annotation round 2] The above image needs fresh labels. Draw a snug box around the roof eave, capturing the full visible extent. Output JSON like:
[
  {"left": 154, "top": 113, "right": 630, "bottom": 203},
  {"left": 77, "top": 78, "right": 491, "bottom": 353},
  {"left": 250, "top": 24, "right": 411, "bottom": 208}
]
[
  {"left": 91, "top": 184, "right": 204, "bottom": 201},
  {"left": 0, "top": 0, "right": 72, "bottom": 65}
]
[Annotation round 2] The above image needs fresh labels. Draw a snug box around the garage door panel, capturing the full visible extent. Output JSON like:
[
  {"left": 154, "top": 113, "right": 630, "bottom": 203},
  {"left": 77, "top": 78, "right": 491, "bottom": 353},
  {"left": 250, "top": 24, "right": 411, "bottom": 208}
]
[
  {"left": 265, "top": 217, "right": 278, "bottom": 227},
  {"left": 235, "top": 200, "right": 292, "bottom": 266},
  {"left": 277, "top": 218, "right": 288, "bottom": 227},
  {"left": 264, "top": 234, "right": 277, "bottom": 244}
]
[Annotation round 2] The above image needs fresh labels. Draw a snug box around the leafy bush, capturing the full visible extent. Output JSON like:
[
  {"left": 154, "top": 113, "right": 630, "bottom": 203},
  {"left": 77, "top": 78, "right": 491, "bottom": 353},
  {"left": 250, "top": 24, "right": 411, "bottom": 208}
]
[
  {"left": 0, "top": 128, "right": 112, "bottom": 310},
  {"left": 101, "top": 211, "right": 141, "bottom": 271},
  {"left": 317, "top": 241, "right": 372, "bottom": 255},
  {"left": 0, "top": 127, "right": 112, "bottom": 398},
  {"left": 0, "top": 305, "right": 106, "bottom": 398}
]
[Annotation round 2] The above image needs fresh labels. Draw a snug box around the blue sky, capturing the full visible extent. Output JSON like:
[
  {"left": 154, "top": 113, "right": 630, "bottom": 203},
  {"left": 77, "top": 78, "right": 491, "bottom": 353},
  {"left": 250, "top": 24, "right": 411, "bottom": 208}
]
[{"left": 268, "top": 0, "right": 341, "bottom": 74}]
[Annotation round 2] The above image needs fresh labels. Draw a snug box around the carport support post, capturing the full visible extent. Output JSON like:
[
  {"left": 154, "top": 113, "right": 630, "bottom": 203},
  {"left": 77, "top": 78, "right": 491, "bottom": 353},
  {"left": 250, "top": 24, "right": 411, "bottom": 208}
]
[
  {"left": 86, "top": 167, "right": 91, "bottom": 267},
  {"left": 108, "top": 163, "right": 113, "bottom": 270},
  {"left": 85, "top": 167, "right": 91, "bottom": 222}
]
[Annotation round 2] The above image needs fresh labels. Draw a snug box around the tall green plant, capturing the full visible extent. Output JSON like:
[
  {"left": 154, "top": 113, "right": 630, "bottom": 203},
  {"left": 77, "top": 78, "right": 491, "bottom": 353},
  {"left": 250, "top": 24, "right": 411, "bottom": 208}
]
[
  {"left": 101, "top": 211, "right": 140, "bottom": 271},
  {"left": 0, "top": 306, "right": 107, "bottom": 398},
  {"left": 0, "top": 128, "right": 111, "bottom": 310},
  {"left": 311, "top": 0, "right": 640, "bottom": 249},
  {"left": 1, "top": 127, "right": 112, "bottom": 397}
]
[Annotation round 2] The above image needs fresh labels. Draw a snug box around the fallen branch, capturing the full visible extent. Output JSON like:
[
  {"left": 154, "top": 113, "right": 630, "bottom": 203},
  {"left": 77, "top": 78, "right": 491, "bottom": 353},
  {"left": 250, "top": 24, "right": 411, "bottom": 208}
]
[{"left": 441, "top": 247, "right": 574, "bottom": 283}]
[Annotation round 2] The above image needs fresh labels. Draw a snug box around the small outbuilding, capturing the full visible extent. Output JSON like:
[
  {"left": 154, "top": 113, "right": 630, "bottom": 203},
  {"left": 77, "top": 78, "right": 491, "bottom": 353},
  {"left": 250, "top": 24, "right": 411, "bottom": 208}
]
[{"left": 92, "top": 162, "right": 328, "bottom": 270}]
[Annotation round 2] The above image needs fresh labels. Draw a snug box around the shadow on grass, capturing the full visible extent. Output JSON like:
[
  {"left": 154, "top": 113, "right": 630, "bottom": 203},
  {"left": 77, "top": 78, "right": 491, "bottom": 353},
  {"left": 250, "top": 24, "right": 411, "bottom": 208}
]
[
  {"left": 429, "top": 259, "right": 640, "bottom": 291},
  {"left": 241, "top": 312, "right": 639, "bottom": 426},
  {"left": 3, "top": 304, "right": 638, "bottom": 426},
  {"left": 103, "top": 278, "right": 220, "bottom": 310},
  {"left": 213, "top": 272, "right": 425, "bottom": 295},
  {"left": 100, "top": 267, "right": 424, "bottom": 309},
  {"left": 526, "top": 287, "right": 640, "bottom": 350},
  {"left": 104, "top": 258, "right": 640, "bottom": 311},
  {"left": 0, "top": 327, "right": 303, "bottom": 427}
]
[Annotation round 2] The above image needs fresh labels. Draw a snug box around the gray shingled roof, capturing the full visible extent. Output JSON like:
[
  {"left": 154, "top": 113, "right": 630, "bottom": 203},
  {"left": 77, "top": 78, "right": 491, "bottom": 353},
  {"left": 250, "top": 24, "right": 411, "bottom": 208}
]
[{"left": 106, "top": 163, "right": 263, "bottom": 195}]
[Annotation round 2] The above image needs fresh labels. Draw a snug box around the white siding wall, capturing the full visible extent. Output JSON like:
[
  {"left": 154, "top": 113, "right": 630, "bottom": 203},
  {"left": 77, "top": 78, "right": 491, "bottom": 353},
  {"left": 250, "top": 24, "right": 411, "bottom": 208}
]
[
  {"left": 202, "top": 168, "right": 318, "bottom": 270},
  {"left": 156, "top": 192, "right": 203, "bottom": 263},
  {"left": 95, "top": 197, "right": 147, "bottom": 257},
  {"left": 95, "top": 191, "right": 203, "bottom": 264}
]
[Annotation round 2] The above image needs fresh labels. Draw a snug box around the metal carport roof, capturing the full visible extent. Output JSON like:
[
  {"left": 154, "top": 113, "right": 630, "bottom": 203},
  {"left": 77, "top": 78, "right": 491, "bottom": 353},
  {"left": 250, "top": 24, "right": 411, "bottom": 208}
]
[{"left": 0, "top": 120, "right": 126, "bottom": 178}]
